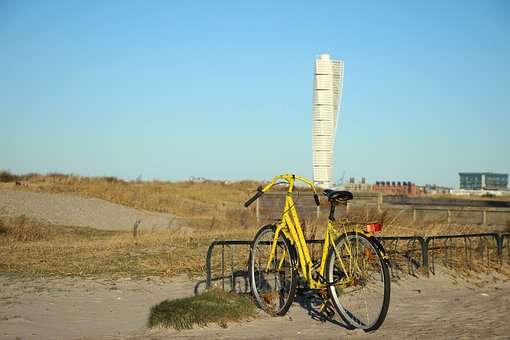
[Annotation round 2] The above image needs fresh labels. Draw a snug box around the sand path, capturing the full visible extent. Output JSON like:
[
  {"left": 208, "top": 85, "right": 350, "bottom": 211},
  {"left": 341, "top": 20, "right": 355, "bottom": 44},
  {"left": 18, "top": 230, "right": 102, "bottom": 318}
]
[{"left": 1, "top": 271, "right": 509, "bottom": 339}]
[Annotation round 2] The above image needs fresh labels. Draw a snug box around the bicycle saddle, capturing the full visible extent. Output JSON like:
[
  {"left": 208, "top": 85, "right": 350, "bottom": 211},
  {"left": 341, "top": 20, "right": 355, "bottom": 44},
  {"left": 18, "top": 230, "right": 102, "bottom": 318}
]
[{"left": 323, "top": 189, "right": 353, "bottom": 202}]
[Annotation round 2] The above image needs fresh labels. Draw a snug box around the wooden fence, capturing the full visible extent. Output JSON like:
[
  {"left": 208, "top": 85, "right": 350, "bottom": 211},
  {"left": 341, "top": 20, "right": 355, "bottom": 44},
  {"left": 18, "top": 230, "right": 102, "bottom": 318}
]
[{"left": 255, "top": 192, "right": 510, "bottom": 226}]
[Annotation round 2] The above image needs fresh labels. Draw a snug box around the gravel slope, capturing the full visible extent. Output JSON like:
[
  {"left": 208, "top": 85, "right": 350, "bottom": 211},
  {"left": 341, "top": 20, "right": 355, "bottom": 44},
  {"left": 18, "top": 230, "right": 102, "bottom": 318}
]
[{"left": 0, "top": 189, "right": 186, "bottom": 231}]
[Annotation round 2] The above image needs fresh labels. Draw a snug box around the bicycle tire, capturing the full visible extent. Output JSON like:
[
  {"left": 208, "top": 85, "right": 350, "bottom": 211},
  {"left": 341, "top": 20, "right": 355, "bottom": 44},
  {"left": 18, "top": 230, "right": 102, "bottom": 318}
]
[
  {"left": 249, "top": 224, "right": 297, "bottom": 316},
  {"left": 326, "top": 232, "right": 390, "bottom": 331}
]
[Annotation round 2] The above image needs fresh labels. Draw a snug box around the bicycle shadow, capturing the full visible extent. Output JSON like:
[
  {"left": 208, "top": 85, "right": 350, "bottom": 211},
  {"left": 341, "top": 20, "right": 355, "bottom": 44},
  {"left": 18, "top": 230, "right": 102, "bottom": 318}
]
[
  {"left": 194, "top": 269, "right": 251, "bottom": 296},
  {"left": 294, "top": 286, "right": 353, "bottom": 330}
]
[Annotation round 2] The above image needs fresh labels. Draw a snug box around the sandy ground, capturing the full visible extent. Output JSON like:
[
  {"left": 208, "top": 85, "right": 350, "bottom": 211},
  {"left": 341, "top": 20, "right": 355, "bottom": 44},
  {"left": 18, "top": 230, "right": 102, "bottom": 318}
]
[
  {"left": 0, "top": 275, "right": 202, "bottom": 339},
  {"left": 1, "top": 270, "right": 509, "bottom": 339}
]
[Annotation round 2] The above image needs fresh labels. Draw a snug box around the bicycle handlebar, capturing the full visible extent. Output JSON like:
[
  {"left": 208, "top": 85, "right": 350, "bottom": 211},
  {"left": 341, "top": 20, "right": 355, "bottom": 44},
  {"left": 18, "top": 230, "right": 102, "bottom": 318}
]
[
  {"left": 244, "top": 186, "right": 263, "bottom": 207},
  {"left": 244, "top": 174, "right": 321, "bottom": 208},
  {"left": 314, "top": 194, "right": 320, "bottom": 206}
]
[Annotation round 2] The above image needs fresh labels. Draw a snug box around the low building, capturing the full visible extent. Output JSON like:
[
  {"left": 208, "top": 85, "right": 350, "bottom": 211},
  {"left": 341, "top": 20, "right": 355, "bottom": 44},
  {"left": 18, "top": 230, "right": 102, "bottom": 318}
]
[
  {"left": 420, "top": 184, "right": 451, "bottom": 195},
  {"left": 459, "top": 172, "right": 508, "bottom": 191},
  {"left": 372, "top": 181, "right": 417, "bottom": 195}
]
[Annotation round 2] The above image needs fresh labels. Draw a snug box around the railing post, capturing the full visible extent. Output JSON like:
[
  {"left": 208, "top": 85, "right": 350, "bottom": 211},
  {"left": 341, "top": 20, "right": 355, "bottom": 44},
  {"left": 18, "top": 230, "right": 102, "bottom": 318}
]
[
  {"left": 419, "top": 237, "right": 428, "bottom": 269},
  {"left": 206, "top": 240, "right": 220, "bottom": 289}
]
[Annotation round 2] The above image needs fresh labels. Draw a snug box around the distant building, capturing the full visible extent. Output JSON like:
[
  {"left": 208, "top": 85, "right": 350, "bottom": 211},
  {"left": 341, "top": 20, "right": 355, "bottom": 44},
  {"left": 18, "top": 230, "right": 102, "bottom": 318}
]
[
  {"left": 372, "top": 181, "right": 417, "bottom": 195},
  {"left": 189, "top": 176, "right": 206, "bottom": 182},
  {"left": 459, "top": 172, "right": 508, "bottom": 191},
  {"left": 344, "top": 181, "right": 371, "bottom": 191},
  {"left": 312, "top": 54, "right": 344, "bottom": 189},
  {"left": 420, "top": 184, "right": 451, "bottom": 195}
]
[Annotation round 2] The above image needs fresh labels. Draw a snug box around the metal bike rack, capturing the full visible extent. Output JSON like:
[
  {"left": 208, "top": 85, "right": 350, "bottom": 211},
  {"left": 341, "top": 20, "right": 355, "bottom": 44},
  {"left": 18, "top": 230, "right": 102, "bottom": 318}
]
[
  {"left": 205, "top": 236, "right": 427, "bottom": 289},
  {"left": 205, "top": 240, "right": 251, "bottom": 291},
  {"left": 205, "top": 239, "right": 324, "bottom": 290},
  {"left": 426, "top": 233, "right": 500, "bottom": 275},
  {"left": 378, "top": 236, "right": 427, "bottom": 278},
  {"left": 206, "top": 233, "right": 508, "bottom": 291}
]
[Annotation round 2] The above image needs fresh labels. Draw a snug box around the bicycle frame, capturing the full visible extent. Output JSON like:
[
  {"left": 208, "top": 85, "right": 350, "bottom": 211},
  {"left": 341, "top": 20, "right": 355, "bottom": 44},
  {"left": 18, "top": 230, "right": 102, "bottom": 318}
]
[{"left": 257, "top": 173, "right": 377, "bottom": 290}]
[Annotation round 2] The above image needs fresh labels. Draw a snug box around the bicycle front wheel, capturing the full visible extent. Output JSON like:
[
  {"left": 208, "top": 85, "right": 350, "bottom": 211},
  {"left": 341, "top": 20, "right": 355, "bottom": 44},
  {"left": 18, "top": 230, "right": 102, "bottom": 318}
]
[
  {"left": 326, "top": 232, "right": 390, "bottom": 331},
  {"left": 249, "top": 224, "right": 297, "bottom": 316}
]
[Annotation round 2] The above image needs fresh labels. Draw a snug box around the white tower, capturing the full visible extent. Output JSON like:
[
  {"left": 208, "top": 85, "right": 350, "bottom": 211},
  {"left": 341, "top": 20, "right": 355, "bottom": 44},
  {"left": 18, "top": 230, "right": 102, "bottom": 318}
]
[{"left": 312, "top": 54, "right": 344, "bottom": 189}]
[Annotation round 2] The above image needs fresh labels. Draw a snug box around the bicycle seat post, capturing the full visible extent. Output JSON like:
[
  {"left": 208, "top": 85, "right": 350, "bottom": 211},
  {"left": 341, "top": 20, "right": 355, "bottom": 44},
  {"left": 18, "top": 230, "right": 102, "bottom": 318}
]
[
  {"left": 324, "top": 189, "right": 353, "bottom": 222},
  {"left": 329, "top": 204, "right": 336, "bottom": 221}
]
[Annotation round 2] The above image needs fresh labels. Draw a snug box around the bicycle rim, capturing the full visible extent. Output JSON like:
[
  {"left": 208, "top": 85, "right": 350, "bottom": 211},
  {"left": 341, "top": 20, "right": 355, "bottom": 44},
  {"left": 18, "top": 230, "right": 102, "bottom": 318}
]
[
  {"left": 326, "top": 232, "right": 390, "bottom": 331},
  {"left": 249, "top": 225, "right": 296, "bottom": 316}
]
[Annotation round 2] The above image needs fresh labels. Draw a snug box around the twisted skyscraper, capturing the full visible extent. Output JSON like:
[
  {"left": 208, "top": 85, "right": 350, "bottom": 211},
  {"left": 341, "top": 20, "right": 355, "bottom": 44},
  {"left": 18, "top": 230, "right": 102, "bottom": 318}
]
[{"left": 312, "top": 54, "right": 344, "bottom": 188}]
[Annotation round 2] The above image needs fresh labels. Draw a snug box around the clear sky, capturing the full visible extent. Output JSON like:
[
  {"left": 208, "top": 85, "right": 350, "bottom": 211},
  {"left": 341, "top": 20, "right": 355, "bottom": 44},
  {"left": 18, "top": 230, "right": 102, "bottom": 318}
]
[{"left": 1, "top": 0, "right": 509, "bottom": 188}]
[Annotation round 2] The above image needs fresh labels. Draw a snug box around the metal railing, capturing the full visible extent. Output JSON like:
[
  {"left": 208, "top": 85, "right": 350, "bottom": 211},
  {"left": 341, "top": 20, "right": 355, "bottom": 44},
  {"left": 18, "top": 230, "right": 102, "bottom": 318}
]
[
  {"left": 206, "top": 233, "right": 510, "bottom": 291},
  {"left": 205, "top": 239, "right": 324, "bottom": 290},
  {"left": 426, "top": 233, "right": 500, "bottom": 275},
  {"left": 205, "top": 240, "right": 251, "bottom": 291},
  {"left": 378, "top": 236, "right": 427, "bottom": 277}
]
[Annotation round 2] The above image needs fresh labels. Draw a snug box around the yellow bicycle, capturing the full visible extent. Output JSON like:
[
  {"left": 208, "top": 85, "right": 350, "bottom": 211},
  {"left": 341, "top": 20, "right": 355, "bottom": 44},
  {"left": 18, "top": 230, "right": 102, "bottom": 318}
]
[{"left": 244, "top": 173, "right": 390, "bottom": 331}]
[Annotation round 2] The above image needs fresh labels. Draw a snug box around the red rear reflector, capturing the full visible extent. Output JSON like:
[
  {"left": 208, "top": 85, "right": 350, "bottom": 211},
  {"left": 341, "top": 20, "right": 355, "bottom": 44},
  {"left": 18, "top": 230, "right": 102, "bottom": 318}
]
[{"left": 367, "top": 223, "right": 382, "bottom": 232}]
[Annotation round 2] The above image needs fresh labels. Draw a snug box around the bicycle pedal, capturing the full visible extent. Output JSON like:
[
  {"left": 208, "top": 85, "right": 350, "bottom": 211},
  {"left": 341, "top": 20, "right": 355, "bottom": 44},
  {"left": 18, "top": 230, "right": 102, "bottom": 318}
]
[
  {"left": 325, "top": 305, "right": 335, "bottom": 319},
  {"left": 319, "top": 301, "right": 335, "bottom": 319}
]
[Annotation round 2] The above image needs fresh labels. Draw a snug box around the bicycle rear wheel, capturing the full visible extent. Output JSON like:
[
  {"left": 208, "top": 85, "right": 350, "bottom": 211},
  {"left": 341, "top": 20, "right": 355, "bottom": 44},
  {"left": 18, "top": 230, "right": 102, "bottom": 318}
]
[
  {"left": 249, "top": 224, "right": 297, "bottom": 316},
  {"left": 326, "top": 232, "right": 390, "bottom": 331}
]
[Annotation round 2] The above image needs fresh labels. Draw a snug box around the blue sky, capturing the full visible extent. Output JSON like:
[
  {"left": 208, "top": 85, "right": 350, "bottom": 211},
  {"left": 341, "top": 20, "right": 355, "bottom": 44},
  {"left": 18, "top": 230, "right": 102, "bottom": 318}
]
[{"left": 1, "top": 0, "right": 509, "bottom": 188}]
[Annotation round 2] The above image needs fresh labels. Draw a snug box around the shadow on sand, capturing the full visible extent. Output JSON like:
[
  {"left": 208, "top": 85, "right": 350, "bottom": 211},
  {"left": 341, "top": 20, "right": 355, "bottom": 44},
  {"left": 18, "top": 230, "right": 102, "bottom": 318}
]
[{"left": 193, "top": 272, "right": 351, "bottom": 329}]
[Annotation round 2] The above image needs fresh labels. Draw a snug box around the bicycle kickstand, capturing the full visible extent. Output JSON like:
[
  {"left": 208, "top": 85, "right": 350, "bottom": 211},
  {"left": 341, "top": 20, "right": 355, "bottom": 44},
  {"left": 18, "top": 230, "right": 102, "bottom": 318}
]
[{"left": 318, "top": 289, "right": 336, "bottom": 321}]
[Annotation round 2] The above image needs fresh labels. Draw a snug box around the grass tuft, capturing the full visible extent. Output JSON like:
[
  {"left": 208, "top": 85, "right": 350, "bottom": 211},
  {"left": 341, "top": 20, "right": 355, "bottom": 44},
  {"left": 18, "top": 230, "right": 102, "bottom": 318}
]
[
  {"left": 0, "top": 215, "right": 45, "bottom": 241},
  {"left": 147, "top": 289, "right": 256, "bottom": 330}
]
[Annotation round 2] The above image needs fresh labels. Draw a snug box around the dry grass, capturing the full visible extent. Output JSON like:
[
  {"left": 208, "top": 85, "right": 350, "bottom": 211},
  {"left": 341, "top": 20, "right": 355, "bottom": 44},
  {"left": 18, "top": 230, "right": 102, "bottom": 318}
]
[
  {"left": 1, "top": 171, "right": 509, "bottom": 279},
  {"left": 0, "top": 215, "right": 259, "bottom": 278},
  {"left": 0, "top": 215, "right": 46, "bottom": 242}
]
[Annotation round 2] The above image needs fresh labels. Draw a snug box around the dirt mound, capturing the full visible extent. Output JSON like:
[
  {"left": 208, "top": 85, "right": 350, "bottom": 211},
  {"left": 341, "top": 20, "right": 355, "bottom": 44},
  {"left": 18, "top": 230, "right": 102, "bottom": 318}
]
[{"left": 0, "top": 189, "right": 187, "bottom": 231}]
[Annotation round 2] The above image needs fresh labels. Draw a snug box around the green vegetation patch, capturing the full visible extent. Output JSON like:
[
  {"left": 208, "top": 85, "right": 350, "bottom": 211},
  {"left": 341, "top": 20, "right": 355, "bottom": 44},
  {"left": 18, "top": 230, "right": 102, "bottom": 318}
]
[{"left": 147, "top": 289, "right": 256, "bottom": 330}]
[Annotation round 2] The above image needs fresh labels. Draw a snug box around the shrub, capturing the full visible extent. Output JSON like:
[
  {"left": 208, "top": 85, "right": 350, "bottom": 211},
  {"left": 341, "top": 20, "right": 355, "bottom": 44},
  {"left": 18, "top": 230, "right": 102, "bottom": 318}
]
[
  {"left": 147, "top": 289, "right": 256, "bottom": 330},
  {"left": 0, "top": 170, "right": 20, "bottom": 183}
]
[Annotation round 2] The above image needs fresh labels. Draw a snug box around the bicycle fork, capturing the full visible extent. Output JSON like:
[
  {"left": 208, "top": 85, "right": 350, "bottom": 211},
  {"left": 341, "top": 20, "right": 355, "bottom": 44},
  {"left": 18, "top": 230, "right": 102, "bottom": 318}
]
[{"left": 264, "top": 226, "right": 288, "bottom": 273}]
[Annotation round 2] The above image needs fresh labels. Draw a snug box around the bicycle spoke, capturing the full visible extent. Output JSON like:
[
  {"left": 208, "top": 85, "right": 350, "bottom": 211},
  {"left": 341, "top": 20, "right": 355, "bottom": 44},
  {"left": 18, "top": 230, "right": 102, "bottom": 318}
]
[{"left": 249, "top": 225, "right": 297, "bottom": 316}]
